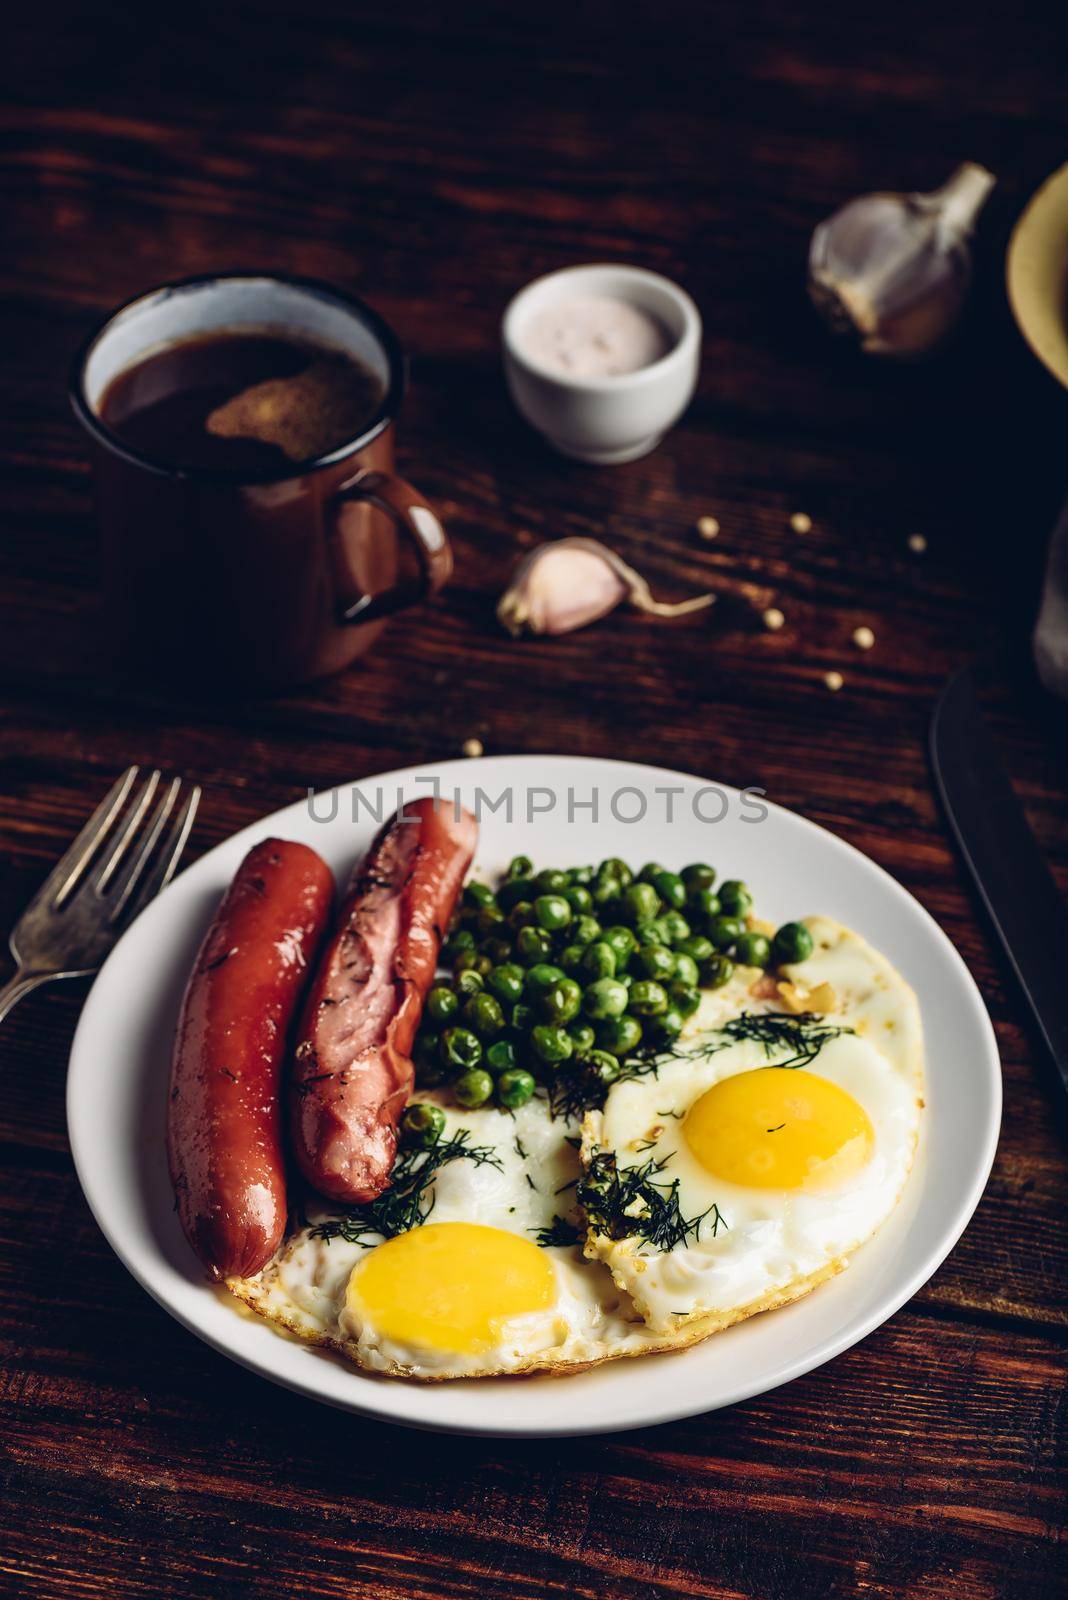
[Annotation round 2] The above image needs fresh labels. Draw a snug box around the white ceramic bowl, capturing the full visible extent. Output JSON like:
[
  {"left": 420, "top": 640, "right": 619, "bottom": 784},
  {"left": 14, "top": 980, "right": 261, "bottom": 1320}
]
[{"left": 502, "top": 264, "right": 702, "bottom": 464}]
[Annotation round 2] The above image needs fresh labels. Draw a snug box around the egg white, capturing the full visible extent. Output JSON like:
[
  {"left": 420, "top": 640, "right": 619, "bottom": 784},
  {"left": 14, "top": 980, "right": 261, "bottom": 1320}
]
[{"left": 581, "top": 918, "right": 924, "bottom": 1334}]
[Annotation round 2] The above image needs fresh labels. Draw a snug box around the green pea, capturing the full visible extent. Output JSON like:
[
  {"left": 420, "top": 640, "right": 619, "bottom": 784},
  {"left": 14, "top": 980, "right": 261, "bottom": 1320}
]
[
  {"left": 525, "top": 962, "right": 566, "bottom": 994},
  {"left": 486, "top": 963, "right": 525, "bottom": 1005},
  {"left": 455, "top": 948, "right": 492, "bottom": 977},
  {"left": 455, "top": 968, "right": 485, "bottom": 997},
  {"left": 659, "top": 909, "right": 691, "bottom": 945},
  {"left": 591, "top": 874, "right": 622, "bottom": 908},
  {"left": 596, "top": 1015, "right": 642, "bottom": 1055},
  {"left": 507, "top": 854, "right": 534, "bottom": 879},
  {"left": 511, "top": 1001, "right": 534, "bottom": 1033},
  {"left": 668, "top": 981, "right": 701, "bottom": 1018},
  {"left": 582, "top": 941, "right": 617, "bottom": 980},
  {"left": 571, "top": 914, "right": 602, "bottom": 947},
  {"left": 673, "top": 952, "right": 699, "bottom": 987},
  {"left": 649, "top": 870, "right": 686, "bottom": 910},
  {"left": 631, "top": 944, "right": 676, "bottom": 981},
  {"left": 462, "top": 992, "right": 506, "bottom": 1037},
  {"left": 414, "top": 1033, "right": 447, "bottom": 1084},
  {"left": 425, "top": 985, "right": 459, "bottom": 1026},
  {"left": 636, "top": 922, "right": 668, "bottom": 948},
  {"left": 734, "top": 931, "right": 772, "bottom": 968},
  {"left": 583, "top": 977, "right": 629, "bottom": 1019},
  {"left": 718, "top": 879, "right": 753, "bottom": 917},
  {"left": 622, "top": 881, "right": 661, "bottom": 925},
  {"left": 534, "top": 868, "right": 569, "bottom": 895},
  {"left": 531, "top": 1024, "right": 573, "bottom": 1065},
  {"left": 773, "top": 921, "right": 814, "bottom": 965},
  {"left": 564, "top": 884, "right": 593, "bottom": 914},
  {"left": 603, "top": 925, "right": 638, "bottom": 964},
  {"left": 534, "top": 893, "right": 572, "bottom": 932},
  {"left": 650, "top": 1007, "right": 684, "bottom": 1043},
  {"left": 682, "top": 863, "right": 717, "bottom": 891},
  {"left": 440, "top": 1027, "right": 482, "bottom": 1071},
  {"left": 486, "top": 1038, "right": 520, "bottom": 1074},
  {"left": 568, "top": 865, "right": 594, "bottom": 885},
  {"left": 497, "top": 1068, "right": 536, "bottom": 1109},
  {"left": 538, "top": 977, "right": 582, "bottom": 1025},
  {"left": 677, "top": 934, "right": 713, "bottom": 965},
  {"left": 701, "top": 953, "right": 734, "bottom": 989},
  {"left": 629, "top": 979, "right": 668, "bottom": 1015},
  {"left": 708, "top": 915, "right": 744, "bottom": 952},
  {"left": 443, "top": 928, "right": 476, "bottom": 959},
  {"left": 497, "top": 876, "right": 534, "bottom": 912},
  {"left": 688, "top": 886, "right": 721, "bottom": 923},
  {"left": 588, "top": 1048, "right": 622, "bottom": 1086},
  {"left": 508, "top": 899, "right": 536, "bottom": 930},
  {"left": 401, "top": 1102, "right": 446, "bottom": 1146},
  {"left": 463, "top": 880, "right": 496, "bottom": 909},
  {"left": 454, "top": 1068, "right": 494, "bottom": 1108},
  {"left": 476, "top": 903, "right": 506, "bottom": 937},
  {"left": 558, "top": 943, "right": 586, "bottom": 975},
  {"left": 515, "top": 925, "right": 553, "bottom": 964},
  {"left": 599, "top": 857, "right": 633, "bottom": 887},
  {"left": 568, "top": 1022, "right": 596, "bottom": 1055},
  {"left": 483, "top": 937, "right": 514, "bottom": 966}
]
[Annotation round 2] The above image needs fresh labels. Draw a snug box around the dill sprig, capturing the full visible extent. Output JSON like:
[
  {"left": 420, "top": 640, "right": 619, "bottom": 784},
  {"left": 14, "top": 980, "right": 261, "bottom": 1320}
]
[
  {"left": 310, "top": 1129, "right": 502, "bottom": 1248},
  {"left": 531, "top": 1214, "right": 582, "bottom": 1248},
  {"left": 548, "top": 1052, "right": 661, "bottom": 1122},
  {"left": 682, "top": 1011, "right": 853, "bottom": 1070},
  {"left": 578, "top": 1150, "right": 725, "bottom": 1253}
]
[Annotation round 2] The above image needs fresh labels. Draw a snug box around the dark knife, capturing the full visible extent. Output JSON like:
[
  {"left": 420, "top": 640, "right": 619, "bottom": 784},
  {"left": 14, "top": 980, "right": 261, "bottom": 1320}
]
[{"left": 930, "top": 667, "right": 1068, "bottom": 1095}]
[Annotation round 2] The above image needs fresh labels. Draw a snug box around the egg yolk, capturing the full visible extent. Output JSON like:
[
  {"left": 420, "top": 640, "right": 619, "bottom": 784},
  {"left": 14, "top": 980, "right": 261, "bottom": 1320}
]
[
  {"left": 685, "top": 1067, "right": 874, "bottom": 1191},
  {"left": 346, "top": 1222, "right": 556, "bottom": 1354}
]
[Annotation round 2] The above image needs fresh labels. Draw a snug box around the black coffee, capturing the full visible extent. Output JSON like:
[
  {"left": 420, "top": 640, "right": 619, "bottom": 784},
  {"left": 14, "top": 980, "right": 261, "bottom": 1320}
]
[{"left": 98, "top": 330, "right": 385, "bottom": 473}]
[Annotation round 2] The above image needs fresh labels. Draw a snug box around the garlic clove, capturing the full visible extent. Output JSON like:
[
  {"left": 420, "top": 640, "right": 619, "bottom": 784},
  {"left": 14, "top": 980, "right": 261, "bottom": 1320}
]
[
  {"left": 497, "top": 536, "right": 715, "bottom": 638},
  {"left": 809, "top": 162, "right": 996, "bottom": 357}
]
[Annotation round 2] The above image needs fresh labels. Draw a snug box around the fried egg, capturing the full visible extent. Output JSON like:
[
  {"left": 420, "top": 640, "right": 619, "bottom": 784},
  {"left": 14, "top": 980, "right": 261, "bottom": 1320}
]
[
  {"left": 580, "top": 918, "right": 923, "bottom": 1335},
  {"left": 229, "top": 1093, "right": 690, "bottom": 1378}
]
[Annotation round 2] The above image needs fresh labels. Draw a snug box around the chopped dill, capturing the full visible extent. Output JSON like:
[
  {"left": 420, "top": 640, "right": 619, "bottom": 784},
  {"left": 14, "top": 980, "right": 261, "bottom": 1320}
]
[
  {"left": 766, "top": 1123, "right": 785, "bottom": 1133},
  {"left": 578, "top": 1150, "right": 726, "bottom": 1253},
  {"left": 681, "top": 1011, "right": 853, "bottom": 1071},
  {"left": 513, "top": 1134, "right": 528, "bottom": 1160},
  {"left": 525, "top": 1172, "right": 538, "bottom": 1191},
  {"left": 548, "top": 1051, "right": 661, "bottom": 1122},
  {"left": 309, "top": 1129, "right": 502, "bottom": 1248},
  {"left": 531, "top": 1215, "right": 582, "bottom": 1248},
  {"left": 554, "top": 1177, "right": 578, "bottom": 1195}
]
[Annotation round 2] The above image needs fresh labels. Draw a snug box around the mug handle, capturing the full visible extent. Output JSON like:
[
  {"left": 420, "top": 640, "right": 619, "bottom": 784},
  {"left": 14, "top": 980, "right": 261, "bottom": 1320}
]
[{"left": 332, "top": 469, "right": 452, "bottom": 625}]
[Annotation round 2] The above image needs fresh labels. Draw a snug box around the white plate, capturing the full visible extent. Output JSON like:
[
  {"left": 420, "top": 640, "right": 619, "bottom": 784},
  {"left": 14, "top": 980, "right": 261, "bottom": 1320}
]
[{"left": 67, "top": 756, "right": 1001, "bottom": 1437}]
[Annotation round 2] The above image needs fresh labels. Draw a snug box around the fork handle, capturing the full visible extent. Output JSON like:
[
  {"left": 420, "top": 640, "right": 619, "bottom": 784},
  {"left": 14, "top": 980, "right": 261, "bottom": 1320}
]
[{"left": 0, "top": 969, "right": 53, "bottom": 1024}]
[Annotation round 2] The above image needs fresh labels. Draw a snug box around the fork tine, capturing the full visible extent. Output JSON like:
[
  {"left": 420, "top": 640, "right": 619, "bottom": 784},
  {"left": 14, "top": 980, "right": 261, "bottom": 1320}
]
[
  {"left": 90, "top": 769, "right": 161, "bottom": 894},
  {"left": 105, "top": 776, "right": 180, "bottom": 922},
  {"left": 29, "top": 766, "right": 140, "bottom": 912},
  {"left": 110, "top": 781, "right": 201, "bottom": 926}
]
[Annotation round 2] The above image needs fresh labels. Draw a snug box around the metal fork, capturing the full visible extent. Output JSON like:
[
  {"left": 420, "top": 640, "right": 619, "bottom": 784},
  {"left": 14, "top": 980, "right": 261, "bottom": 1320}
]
[{"left": 0, "top": 765, "right": 201, "bottom": 1023}]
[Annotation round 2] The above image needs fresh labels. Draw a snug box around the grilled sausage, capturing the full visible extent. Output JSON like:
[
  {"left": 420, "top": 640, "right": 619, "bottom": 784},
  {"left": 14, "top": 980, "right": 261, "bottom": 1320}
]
[
  {"left": 168, "top": 838, "right": 335, "bottom": 1279},
  {"left": 291, "top": 796, "right": 478, "bottom": 1204}
]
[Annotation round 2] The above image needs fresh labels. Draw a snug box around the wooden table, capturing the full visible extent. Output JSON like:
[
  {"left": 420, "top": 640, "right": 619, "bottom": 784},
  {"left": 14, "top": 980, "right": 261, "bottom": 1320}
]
[{"left": 1, "top": 4, "right": 1065, "bottom": 1596}]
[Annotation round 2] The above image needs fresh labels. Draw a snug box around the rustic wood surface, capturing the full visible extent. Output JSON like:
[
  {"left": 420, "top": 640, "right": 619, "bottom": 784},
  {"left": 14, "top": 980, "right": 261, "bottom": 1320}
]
[{"left": 1, "top": 3, "right": 1066, "bottom": 1596}]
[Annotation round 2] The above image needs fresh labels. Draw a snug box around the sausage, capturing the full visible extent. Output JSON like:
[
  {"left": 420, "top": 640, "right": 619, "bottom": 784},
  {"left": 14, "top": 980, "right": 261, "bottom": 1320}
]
[
  {"left": 168, "top": 838, "right": 335, "bottom": 1280},
  {"left": 290, "top": 795, "right": 478, "bottom": 1204}
]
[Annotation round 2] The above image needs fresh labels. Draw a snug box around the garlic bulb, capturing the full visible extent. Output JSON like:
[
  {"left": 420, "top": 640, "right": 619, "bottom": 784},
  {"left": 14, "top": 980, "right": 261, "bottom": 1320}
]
[
  {"left": 808, "top": 162, "right": 995, "bottom": 357},
  {"left": 497, "top": 537, "right": 715, "bottom": 638}
]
